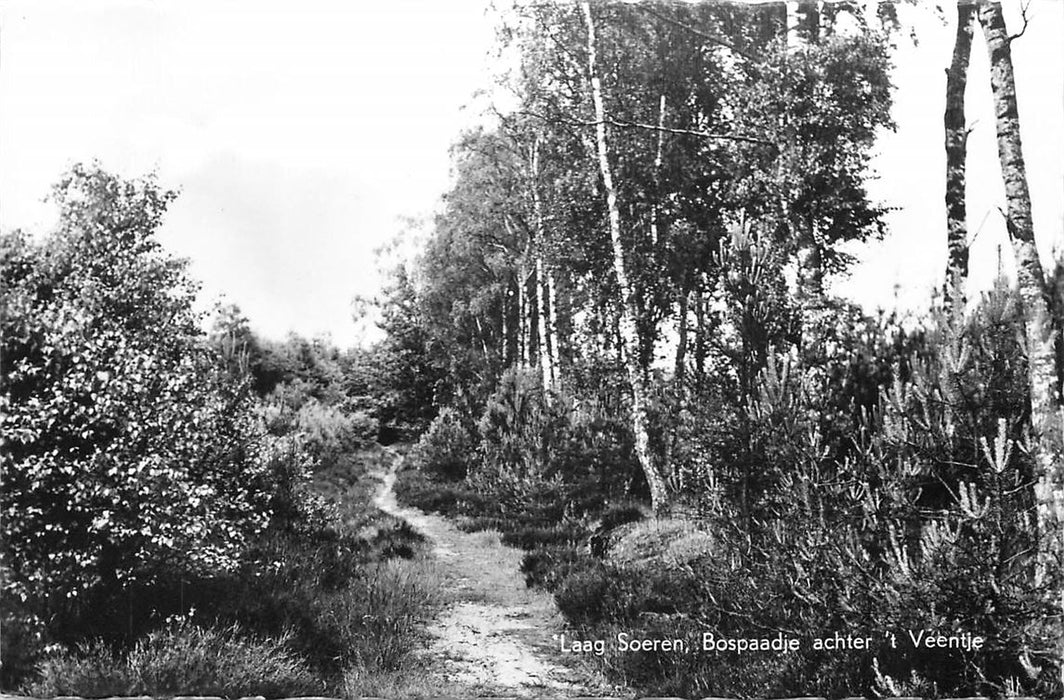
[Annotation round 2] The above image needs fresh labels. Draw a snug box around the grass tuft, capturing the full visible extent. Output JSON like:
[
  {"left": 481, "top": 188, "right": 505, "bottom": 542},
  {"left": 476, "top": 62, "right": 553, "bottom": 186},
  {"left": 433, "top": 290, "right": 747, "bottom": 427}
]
[{"left": 23, "top": 618, "right": 319, "bottom": 698}]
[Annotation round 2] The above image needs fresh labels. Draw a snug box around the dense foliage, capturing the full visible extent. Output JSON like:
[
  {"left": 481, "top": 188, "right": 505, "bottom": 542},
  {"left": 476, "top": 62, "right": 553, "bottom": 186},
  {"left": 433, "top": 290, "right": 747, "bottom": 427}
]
[
  {"left": 3, "top": 2, "right": 1061, "bottom": 698},
  {"left": 1, "top": 166, "right": 272, "bottom": 608},
  {"left": 391, "top": 2, "right": 1063, "bottom": 698},
  {"left": 0, "top": 165, "right": 437, "bottom": 694}
]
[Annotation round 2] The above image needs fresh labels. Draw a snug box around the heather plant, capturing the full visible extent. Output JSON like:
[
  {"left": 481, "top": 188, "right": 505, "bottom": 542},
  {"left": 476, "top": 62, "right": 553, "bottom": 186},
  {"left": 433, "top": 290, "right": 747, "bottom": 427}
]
[
  {"left": 323, "top": 558, "right": 442, "bottom": 672},
  {"left": 24, "top": 616, "right": 319, "bottom": 698}
]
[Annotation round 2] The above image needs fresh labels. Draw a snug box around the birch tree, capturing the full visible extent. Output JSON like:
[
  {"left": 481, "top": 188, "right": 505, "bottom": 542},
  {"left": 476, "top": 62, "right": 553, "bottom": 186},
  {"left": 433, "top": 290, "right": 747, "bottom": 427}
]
[
  {"left": 976, "top": 1, "right": 1063, "bottom": 540},
  {"left": 582, "top": 0, "right": 670, "bottom": 514},
  {"left": 530, "top": 137, "right": 557, "bottom": 400},
  {"left": 944, "top": 0, "right": 975, "bottom": 307},
  {"left": 975, "top": 20, "right": 1064, "bottom": 682}
]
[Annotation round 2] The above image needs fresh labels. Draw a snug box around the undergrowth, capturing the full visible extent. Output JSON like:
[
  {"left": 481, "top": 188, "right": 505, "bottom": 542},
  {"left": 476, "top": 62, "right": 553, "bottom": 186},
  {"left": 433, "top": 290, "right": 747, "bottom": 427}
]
[{"left": 15, "top": 446, "right": 441, "bottom": 697}]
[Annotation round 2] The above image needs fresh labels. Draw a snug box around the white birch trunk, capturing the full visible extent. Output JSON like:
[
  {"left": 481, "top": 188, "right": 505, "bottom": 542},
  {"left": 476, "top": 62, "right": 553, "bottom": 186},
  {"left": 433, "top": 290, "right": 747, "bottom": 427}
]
[
  {"left": 978, "top": 9, "right": 1063, "bottom": 675},
  {"left": 582, "top": 1, "right": 670, "bottom": 514},
  {"left": 535, "top": 253, "right": 554, "bottom": 401},
  {"left": 978, "top": 1, "right": 1062, "bottom": 495},
  {"left": 502, "top": 287, "right": 510, "bottom": 366},
  {"left": 944, "top": 0, "right": 975, "bottom": 308},
  {"left": 518, "top": 260, "right": 528, "bottom": 369},
  {"left": 649, "top": 94, "right": 666, "bottom": 246},
  {"left": 547, "top": 267, "right": 560, "bottom": 384},
  {"left": 530, "top": 138, "right": 556, "bottom": 401}
]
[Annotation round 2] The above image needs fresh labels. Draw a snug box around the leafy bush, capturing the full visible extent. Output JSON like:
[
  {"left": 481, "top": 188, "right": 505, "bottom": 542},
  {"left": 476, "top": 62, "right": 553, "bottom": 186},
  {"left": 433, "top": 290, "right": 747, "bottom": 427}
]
[
  {"left": 1, "top": 165, "right": 276, "bottom": 636},
  {"left": 413, "top": 407, "right": 477, "bottom": 480},
  {"left": 296, "top": 399, "right": 377, "bottom": 469},
  {"left": 24, "top": 617, "right": 319, "bottom": 698}
]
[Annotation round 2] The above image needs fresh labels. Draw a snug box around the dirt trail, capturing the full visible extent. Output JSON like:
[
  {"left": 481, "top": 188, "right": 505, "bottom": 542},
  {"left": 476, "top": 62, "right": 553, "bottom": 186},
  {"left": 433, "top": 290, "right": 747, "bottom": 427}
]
[{"left": 372, "top": 450, "right": 616, "bottom": 698}]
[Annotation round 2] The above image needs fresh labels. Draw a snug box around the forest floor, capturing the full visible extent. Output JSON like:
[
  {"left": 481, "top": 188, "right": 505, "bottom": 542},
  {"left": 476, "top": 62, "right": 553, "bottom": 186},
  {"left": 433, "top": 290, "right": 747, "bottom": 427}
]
[{"left": 369, "top": 446, "right": 622, "bottom": 698}]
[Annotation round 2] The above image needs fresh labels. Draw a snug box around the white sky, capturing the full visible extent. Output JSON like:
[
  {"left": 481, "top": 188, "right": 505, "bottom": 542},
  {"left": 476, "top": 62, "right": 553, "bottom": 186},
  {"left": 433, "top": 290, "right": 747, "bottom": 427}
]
[
  {"left": 845, "top": 0, "right": 1064, "bottom": 315},
  {"left": 1, "top": 1, "right": 1061, "bottom": 347}
]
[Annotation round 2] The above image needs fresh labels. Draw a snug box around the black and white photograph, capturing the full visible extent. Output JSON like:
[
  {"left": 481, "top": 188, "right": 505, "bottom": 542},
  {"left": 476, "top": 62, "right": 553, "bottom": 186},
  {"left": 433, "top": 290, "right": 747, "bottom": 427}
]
[{"left": 1, "top": 2, "right": 1062, "bottom": 699}]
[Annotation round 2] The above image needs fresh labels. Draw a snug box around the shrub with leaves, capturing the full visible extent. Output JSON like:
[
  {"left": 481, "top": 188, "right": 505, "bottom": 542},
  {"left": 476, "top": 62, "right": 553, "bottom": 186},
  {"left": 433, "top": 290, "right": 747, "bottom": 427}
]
[
  {"left": 0, "top": 166, "right": 276, "bottom": 647},
  {"left": 295, "top": 398, "right": 377, "bottom": 469}
]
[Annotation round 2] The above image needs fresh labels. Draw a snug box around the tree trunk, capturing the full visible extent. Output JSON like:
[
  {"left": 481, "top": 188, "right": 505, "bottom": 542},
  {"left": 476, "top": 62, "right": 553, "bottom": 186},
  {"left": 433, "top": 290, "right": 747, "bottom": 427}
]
[
  {"left": 801, "top": 2, "right": 820, "bottom": 43},
  {"left": 675, "top": 288, "right": 690, "bottom": 384},
  {"left": 502, "top": 283, "right": 511, "bottom": 367},
  {"left": 787, "top": 1, "right": 820, "bottom": 45},
  {"left": 582, "top": 0, "right": 670, "bottom": 515},
  {"left": 1052, "top": 258, "right": 1064, "bottom": 401},
  {"left": 694, "top": 283, "right": 706, "bottom": 391},
  {"left": 649, "top": 94, "right": 667, "bottom": 246},
  {"left": 547, "top": 267, "right": 561, "bottom": 384},
  {"left": 518, "top": 260, "right": 529, "bottom": 369},
  {"left": 796, "top": 235, "right": 825, "bottom": 300},
  {"left": 663, "top": 286, "right": 691, "bottom": 488},
  {"left": 977, "top": 1, "right": 1063, "bottom": 601},
  {"left": 788, "top": 3, "right": 825, "bottom": 319},
  {"left": 531, "top": 138, "right": 556, "bottom": 400},
  {"left": 944, "top": 1, "right": 975, "bottom": 307},
  {"left": 474, "top": 315, "right": 490, "bottom": 363},
  {"left": 505, "top": 217, "right": 529, "bottom": 370},
  {"left": 535, "top": 253, "right": 554, "bottom": 400}
]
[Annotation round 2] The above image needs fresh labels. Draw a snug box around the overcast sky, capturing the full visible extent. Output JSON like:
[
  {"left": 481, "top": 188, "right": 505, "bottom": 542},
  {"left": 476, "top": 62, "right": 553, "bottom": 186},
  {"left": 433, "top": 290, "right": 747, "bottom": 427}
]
[{"left": 1, "top": 1, "right": 1061, "bottom": 347}]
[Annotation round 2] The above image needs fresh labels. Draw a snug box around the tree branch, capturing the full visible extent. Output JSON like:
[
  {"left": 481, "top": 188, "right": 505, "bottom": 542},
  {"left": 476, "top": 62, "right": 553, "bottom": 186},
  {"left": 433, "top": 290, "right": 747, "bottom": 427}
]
[
  {"left": 515, "top": 108, "right": 774, "bottom": 146},
  {"left": 599, "top": 116, "right": 774, "bottom": 146},
  {"left": 1008, "top": 0, "right": 1032, "bottom": 43},
  {"left": 635, "top": 5, "right": 759, "bottom": 64}
]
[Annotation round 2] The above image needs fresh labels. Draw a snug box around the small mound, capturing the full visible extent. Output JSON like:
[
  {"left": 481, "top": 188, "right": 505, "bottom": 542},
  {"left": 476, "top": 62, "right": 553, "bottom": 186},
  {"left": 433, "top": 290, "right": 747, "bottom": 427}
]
[{"left": 607, "top": 518, "right": 714, "bottom": 568}]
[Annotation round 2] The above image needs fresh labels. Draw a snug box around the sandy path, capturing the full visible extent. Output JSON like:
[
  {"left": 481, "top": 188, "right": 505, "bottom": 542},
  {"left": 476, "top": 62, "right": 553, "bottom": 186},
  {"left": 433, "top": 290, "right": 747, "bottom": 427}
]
[{"left": 372, "top": 451, "right": 616, "bottom": 698}]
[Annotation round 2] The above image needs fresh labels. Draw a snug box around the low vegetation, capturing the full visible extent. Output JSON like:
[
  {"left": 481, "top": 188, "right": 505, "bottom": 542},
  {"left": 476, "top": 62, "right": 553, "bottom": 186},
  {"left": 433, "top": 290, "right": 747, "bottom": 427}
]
[
  {"left": 5, "top": 2, "right": 1063, "bottom": 698},
  {"left": 397, "top": 290, "right": 1062, "bottom": 699},
  {"left": 25, "top": 619, "right": 318, "bottom": 699},
  {"left": 0, "top": 166, "right": 440, "bottom": 696}
]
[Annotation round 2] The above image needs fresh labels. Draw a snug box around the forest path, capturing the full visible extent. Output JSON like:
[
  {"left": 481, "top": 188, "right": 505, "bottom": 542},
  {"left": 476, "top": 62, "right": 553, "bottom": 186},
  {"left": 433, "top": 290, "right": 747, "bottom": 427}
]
[{"left": 371, "top": 448, "right": 619, "bottom": 698}]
